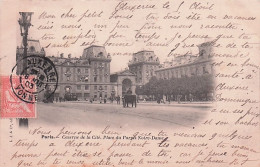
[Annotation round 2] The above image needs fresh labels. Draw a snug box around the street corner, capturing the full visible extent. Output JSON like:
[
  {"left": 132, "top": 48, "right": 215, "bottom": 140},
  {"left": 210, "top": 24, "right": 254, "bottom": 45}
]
[{"left": 0, "top": 76, "right": 36, "bottom": 118}]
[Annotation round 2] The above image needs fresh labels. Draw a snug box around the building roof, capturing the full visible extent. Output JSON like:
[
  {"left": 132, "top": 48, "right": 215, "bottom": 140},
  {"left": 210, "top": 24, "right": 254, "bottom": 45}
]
[
  {"left": 134, "top": 50, "right": 154, "bottom": 54},
  {"left": 83, "top": 45, "right": 105, "bottom": 50},
  {"left": 82, "top": 45, "right": 109, "bottom": 59},
  {"left": 111, "top": 69, "right": 135, "bottom": 76},
  {"left": 20, "top": 39, "right": 42, "bottom": 52}
]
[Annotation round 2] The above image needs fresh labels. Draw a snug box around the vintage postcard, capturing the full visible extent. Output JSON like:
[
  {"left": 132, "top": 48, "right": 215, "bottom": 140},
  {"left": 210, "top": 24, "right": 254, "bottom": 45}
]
[{"left": 0, "top": 0, "right": 259, "bottom": 166}]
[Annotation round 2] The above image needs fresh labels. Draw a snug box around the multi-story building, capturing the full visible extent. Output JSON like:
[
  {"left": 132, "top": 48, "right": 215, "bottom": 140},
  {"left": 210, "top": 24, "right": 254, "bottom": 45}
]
[
  {"left": 16, "top": 39, "right": 45, "bottom": 74},
  {"left": 128, "top": 50, "right": 160, "bottom": 85},
  {"left": 47, "top": 45, "right": 112, "bottom": 101},
  {"left": 155, "top": 42, "right": 214, "bottom": 79},
  {"left": 16, "top": 40, "right": 213, "bottom": 101}
]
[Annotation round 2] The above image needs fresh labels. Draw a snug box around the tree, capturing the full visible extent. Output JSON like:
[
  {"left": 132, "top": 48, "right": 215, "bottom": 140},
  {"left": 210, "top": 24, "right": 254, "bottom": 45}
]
[{"left": 138, "top": 74, "right": 215, "bottom": 101}]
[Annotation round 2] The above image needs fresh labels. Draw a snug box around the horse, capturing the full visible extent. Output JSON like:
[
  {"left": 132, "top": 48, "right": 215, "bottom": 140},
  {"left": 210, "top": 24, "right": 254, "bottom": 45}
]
[{"left": 123, "top": 95, "right": 137, "bottom": 108}]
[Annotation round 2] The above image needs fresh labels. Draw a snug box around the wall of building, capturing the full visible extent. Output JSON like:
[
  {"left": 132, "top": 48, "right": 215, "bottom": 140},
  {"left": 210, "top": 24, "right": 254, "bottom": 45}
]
[
  {"left": 17, "top": 42, "right": 213, "bottom": 102},
  {"left": 155, "top": 42, "right": 214, "bottom": 80},
  {"left": 128, "top": 50, "right": 160, "bottom": 85}
]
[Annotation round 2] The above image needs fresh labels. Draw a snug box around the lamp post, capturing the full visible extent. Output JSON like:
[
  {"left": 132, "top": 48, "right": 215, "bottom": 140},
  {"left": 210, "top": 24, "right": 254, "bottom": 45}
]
[
  {"left": 18, "top": 12, "right": 33, "bottom": 128},
  {"left": 18, "top": 12, "right": 33, "bottom": 73},
  {"left": 98, "top": 86, "right": 104, "bottom": 103}
]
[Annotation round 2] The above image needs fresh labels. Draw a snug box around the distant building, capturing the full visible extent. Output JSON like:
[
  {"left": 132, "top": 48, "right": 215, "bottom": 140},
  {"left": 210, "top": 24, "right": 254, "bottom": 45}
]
[
  {"left": 16, "top": 41, "right": 213, "bottom": 101},
  {"left": 128, "top": 50, "right": 160, "bottom": 85},
  {"left": 16, "top": 39, "right": 45, "bottom": 74},
  {"left": 155, "top": 42, "right": 214, "bottom": 79},
  {"left": 110, "top": 69, "right": 136, "bottom": 97},
  {"left": 47, "top": 45, "right": 112, "bottom": 101}
]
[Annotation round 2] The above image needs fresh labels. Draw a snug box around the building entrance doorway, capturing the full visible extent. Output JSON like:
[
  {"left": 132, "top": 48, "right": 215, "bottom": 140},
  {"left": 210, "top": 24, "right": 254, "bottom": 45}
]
[{"left": 122, "top": 78, "right": 132, "bottom": 96}]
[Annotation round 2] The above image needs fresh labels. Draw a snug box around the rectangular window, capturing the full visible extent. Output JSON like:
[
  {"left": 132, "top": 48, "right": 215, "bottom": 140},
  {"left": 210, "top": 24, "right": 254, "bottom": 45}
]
[
  {"left": 77, "top": 85, "right": 81, "bottom": 90},
  {"left": 85, "top": 85, "right": 89, "bottom": 90},
  {"left": 94, "top": 86, "right": 97, "bottom": 90},
  {"left": 77, "top": 68, "right": 81, "bottom": 73},
  {"left": 203, "top": 66, "right": 208, "bottom": 74},
  {"left": 78, "top": 76, "right": 81, "bottom": 82},
  {"left": 94, "top": 76, "right": 97, "bottom": 82},
  {"left": 84, "top": 93, "right": 90, "bottom": 98},
  {"left": 94, "top": 69, "right": 97, "bottom": 74},
  {"left": 54, "top": 93, "right": 59, "bottom": 98},
  {"left": 76, "top": 93, "right": 82, "bottom": 98},
  {"left": 85, "top": 68, "right": 88, "bottom": 74}
]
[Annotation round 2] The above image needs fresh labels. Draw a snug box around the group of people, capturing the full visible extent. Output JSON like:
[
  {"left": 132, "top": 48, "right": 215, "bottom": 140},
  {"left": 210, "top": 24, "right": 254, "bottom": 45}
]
[
  {"left": 55, "top": 97, "right": 64, "bottom": 102},
  {"left": 54, "top": 88, "right": 134, "bottom": 105},
  {"left": 88, "top": 95, "right": 121, "bottom": 104},
  {"left": 156, "top": 93, "right": 194, "bottom": 104}
]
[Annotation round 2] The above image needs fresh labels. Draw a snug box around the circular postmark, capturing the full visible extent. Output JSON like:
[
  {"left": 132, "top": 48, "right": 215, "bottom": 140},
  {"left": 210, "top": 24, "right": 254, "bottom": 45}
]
[{"left": 10, "top": 55, "right": 58, "bottom": 103}]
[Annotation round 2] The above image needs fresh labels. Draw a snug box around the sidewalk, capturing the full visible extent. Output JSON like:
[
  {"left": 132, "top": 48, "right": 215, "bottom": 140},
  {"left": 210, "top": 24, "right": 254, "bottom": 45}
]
[
  {"left": 137, "top": 101, "right": 214, "bottom": 108},
  {"left": 51, "top": 100, "right": 214, "bottom": 108}
]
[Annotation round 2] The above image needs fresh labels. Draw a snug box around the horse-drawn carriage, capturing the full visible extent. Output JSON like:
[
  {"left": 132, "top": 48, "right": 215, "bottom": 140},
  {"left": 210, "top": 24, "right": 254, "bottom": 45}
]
[{"left": 122, "top": 95, "right": 137, "bottom": 108}]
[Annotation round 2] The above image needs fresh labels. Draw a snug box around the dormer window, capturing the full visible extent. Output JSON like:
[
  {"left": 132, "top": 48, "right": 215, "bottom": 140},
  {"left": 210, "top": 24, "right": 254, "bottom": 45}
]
[
  {"left": 203, "top": 66, "right": 208, "bottom": 74},
  {"left": 98, "top": 52, "right": 103, "bottom": 57},
  {"left": 200, "top": 50, "right": 206, "bottom": 57},
  {"left": 29, "top": 46, "right": 35, "bottom": 52}
]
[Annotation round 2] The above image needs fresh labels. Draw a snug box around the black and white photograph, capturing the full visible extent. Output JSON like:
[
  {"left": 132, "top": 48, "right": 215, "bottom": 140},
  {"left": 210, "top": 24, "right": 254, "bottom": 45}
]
[{"left": 0, "top": 0, "right": 259, "bottom": 166}]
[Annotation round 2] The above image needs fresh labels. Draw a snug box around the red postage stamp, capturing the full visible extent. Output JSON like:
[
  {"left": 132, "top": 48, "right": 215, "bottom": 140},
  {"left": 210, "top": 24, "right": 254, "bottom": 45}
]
[{"left": 0, "top": 76, "right": 36, "bottom": 118}]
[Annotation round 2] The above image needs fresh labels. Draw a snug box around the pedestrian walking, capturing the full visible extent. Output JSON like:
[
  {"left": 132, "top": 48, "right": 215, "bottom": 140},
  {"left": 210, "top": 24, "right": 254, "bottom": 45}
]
[
  {"left": 189, "top": 93, "right": 193, "bottom": 102},
  {"left": 117, "top": 95, "right": 120, "bottom": 104},
  {"left": 177, "top": 94, "right": 182, "bottom": 104}
]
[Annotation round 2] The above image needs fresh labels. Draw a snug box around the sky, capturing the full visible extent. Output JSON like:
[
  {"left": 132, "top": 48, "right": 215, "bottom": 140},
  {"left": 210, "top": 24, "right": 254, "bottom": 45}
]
[
  {"left": 14, "top": 0, "right": 205, "bottom": 73},
  {"left": 6, "top": 0, "right": 257, "bottom": 75}
]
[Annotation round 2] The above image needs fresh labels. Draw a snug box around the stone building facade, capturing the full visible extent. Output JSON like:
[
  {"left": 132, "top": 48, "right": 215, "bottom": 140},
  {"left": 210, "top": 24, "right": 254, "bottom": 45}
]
[
  {"left": 16, "top": 40, "right": 213, "bottom": 101},
  {"left": 128, "top": 51, "right": 160, "bottom": 85},
  {"left": 110, "top": 69, "right": 136, "bottom": 97},
  {"left": 16, "top": 39, "right": 45, "bottom": 74},
  {"left": 47, "top": 45, "right": 112, "bottom": 101},
  {"left": 155, "top": 42, "right": 214, "bottom": 79}
]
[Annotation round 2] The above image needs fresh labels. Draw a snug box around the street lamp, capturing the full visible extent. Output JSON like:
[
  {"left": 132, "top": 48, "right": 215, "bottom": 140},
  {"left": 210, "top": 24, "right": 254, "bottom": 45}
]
[
  {"left": 98, "top": 86, "right": 104, "bottom": 103},
  {"left": 18, "top": 12, "right": 33, "bottom": 128},
  {"left": 111, "top": 89, "right": 115, "bottom": 99},
  {"left": 18, "top": 12, "right": 33, "bottom": 64}
]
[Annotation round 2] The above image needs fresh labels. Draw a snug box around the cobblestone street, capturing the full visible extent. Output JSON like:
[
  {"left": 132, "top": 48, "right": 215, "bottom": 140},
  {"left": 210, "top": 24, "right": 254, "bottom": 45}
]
[{"left": 30, "top": 102, "right": 213, "bottom": 130}]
